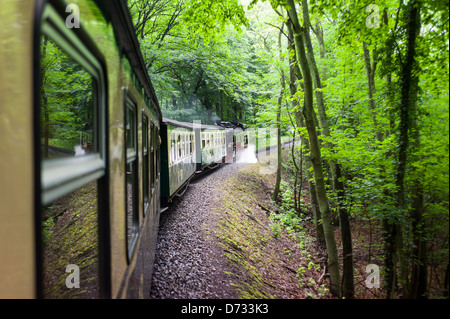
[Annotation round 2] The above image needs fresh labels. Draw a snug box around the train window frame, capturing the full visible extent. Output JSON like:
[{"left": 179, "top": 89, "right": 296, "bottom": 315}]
[
  {"left": 125, "top": 95, "right": 139, "bottom": 262},
  {"left": 37, "top": 3, "right": 109, "bottom": 298},
  {"left": 202, "top": 133, "right": 205, "bottom": 149},
  {"left": 170, "top": 132, "right": 175, "bottom": 164},
  {"left": 181, "top": 133, "right": 184, "bottom": 158},
  {"left": 39, "top": 5, "right": 106, "bottom": 206}
]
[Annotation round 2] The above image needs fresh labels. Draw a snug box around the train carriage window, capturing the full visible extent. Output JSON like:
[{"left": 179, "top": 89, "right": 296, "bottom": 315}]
[
  {"left": 181, "top": 134, "right": 184, "bottom": 158},
  {"left": 156, "top": 127, "right": 160, "bottom": 181},
  {"left": 143, "top": 115, "right": 149, "bottom": 212},
  {"left": 150, "top": 122, "right": 155, "bottom": 193},
  {"left": 185, "top": 133, "right": 188, "bottom": 157},
  {"left": 40, "top": 36, "right": 96, "bottom": 159},
  {"left": 183, "top": 133, "right": 186, "bottom": 157},
  {"left": 39, "top": 6, "right": 106, "bottom": 299},
  {"left": 202, "top": 133, "right": 205, "bottom": 149},
  {"left": 178, "top": 134, "right": 182, "bottom": 158},
  {"left": 125, "top": 98, "right": 139, "bottom": 259},
  {"left": 170, "top": 133, "right": 175, "bottom": 163}
]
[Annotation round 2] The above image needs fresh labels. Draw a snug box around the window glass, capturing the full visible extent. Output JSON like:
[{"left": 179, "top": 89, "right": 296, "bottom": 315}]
[
  {"left": 178, "top": 134, "right": 181, "bottom": 158},
  {"left": 126, "top": 107, "right": 136, "bottom": 152},
  {"left": 39, "top": 32, "right": 101, "bottom": 298},
  {"left": 41, "top": 182, "right": 99, "bottom": 298},
  {"left": 40, "top": 35, "right": 96, "bottom": 158}
]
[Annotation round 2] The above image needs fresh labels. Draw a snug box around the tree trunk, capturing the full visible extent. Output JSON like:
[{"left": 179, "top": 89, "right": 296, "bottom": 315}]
[
  {"left": 287, "top": 17, "right": 325, "bottom": 247},
  {"left": 395, "top": 0, "right": 421, "bottom": 298},
  {"left": 302, "top": 0, "right": 354, "bottom": 298},
  {"left": 409, "top": 72, "right": 427, "bottom": 298},
  {"left": 285, "top": 0, "right": 340, "bottom": 297},
  {"left": 334, "top": 164, "right": 354, "bottom": 299},
  {"left": 273, "top": 23, "right": 285, "bottom": 202},
  {"left": 362, "top": 42, "right": 383, "bottom": 143}
]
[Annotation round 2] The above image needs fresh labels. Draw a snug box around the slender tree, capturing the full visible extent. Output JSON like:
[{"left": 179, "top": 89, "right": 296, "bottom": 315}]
[
  {"left": 301, "top": 0, "right": 354, "bottom": 298},
  {"left": 273, "top": 22, "right": 285, "bottom": 202},
  {"left": 284, "top": 0, "right": 340, "bottom": 297}
]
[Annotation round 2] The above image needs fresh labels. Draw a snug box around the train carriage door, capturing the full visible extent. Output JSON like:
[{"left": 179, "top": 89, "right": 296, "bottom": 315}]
[
  {"left": 143, "top": 115, "right": 150, "bottom": 214},
  {"left": 125, "top": 97, "right": 139, "bottom": 261},
  {"left": 181, "top": 133, "right": 185, "bottom": 158},
  {"left": 37, "top": 5, "right": 108, "bottom": 299},
  {"left": 156, "top": 126, "right": 160, "bottom": 183},
  {"left": 177, "top": 134, "right": 181, "bottom": 159}
]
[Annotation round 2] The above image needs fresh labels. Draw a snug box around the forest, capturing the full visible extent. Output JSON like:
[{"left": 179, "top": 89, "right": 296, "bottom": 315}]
[{"left": 127, "top": 0, "right": 449, "bottom": 299}]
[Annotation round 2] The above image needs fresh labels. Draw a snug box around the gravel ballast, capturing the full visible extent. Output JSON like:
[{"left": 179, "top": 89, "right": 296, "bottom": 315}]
[{"left": 149, "top": 163, "right": 246, "bottom": 299}]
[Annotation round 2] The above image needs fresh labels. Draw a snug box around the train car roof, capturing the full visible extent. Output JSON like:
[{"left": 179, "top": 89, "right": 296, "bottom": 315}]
[
  {"left": 95, "top": 0, "right": 162, "bottom": 121},
  {"left": 162, "top": 118, "right": 225, "bottom": 131}
]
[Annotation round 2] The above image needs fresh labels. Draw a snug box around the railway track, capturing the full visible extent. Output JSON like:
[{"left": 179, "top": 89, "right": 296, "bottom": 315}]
[{"left": 150, "top": 163, "right": 245, "bottom": 299}]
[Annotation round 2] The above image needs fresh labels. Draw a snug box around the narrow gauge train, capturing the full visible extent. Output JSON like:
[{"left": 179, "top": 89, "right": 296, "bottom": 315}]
[
  {"left": 0, "top": 0, "right": 249, "bottom": 299},
  {"left": 161, "top": 118, "right": 228, "bottom": 207},
  {"left": 159, "top": 118, "right": 250, "bottom": 206}
]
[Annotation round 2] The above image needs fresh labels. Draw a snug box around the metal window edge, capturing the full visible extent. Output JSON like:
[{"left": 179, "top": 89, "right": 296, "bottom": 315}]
[{"left": 41, "top": 155, "right": 105, "bottom": 205}]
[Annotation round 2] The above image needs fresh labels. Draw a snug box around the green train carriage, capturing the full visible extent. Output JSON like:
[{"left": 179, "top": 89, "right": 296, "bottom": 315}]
[
  {"left": 0, "top": 0, "right": 162, "bottom": 298},
  {"left": 160, "top": 118, "right": 228, "bottom": 207}
]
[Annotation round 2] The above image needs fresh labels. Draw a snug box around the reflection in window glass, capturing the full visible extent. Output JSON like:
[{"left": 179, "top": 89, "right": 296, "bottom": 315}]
[
  {"left": 40, "top": 34, "right": 101, "bottom": 299},
  {"left": 40, "top": 35, "right": 95, "bottom": 158},
  {"left": 41, "top": 182, "right": 99, "bottom": 299},
  {"left": 126, "top": 106, "right": 136, "bottom": 152},
  {"left": 177, "top": 134, "right": 181, "bottom": 158}
]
